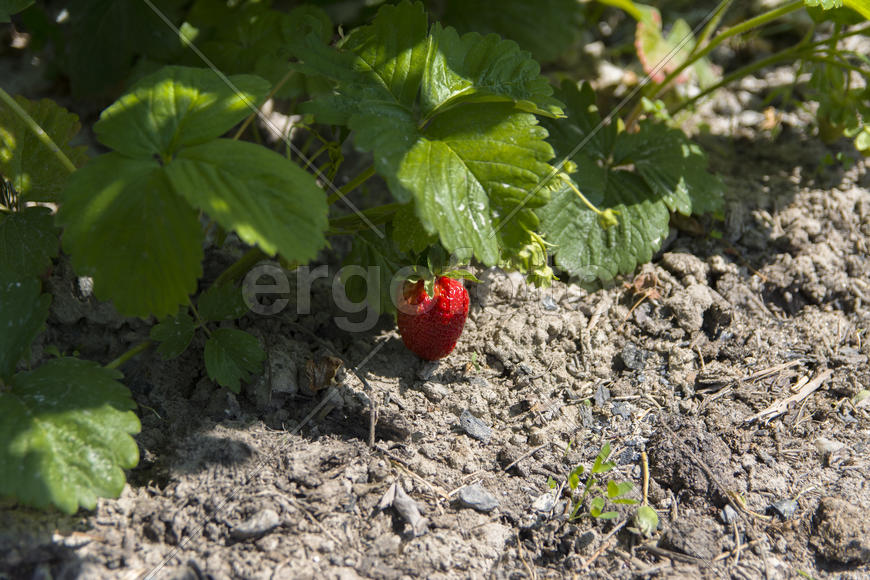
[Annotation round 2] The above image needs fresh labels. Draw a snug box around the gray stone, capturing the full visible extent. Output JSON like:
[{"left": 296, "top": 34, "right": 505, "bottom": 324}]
[
  {"left": 460, "top": 409, "right": 492, "bottom": 443},
  {"left": 542, "top": 295, "right": 558, "bottom": 311},
  {"left": 530, "top": 491, "right": 556, "bottom": 513},
  {"left": 231, "top": 508, "right": 280, "bottom": 539},
  {"left": 612, "top": 402, "right": 632, "bottom": 420},
  {"left": 661, "top": 252, "right": 709, "bottom": 284},
  {"left": 421, "top": 381, "right": 449, "bottom": 402},
  {"left": 620, "top": 342, "right": 646, "bottom": 371},
  {"left": 661, "top": 516, "right": 723, "bottom": 561},
  {"left": 593, "top": 384, "right": 610, "bottom": 407},
  {"left": 458, "top": 484, "right": 499, "bottom": 513},
  {"left": 720, "top": 504, "right": 739, "bottom": 525},
  {"left": 768, "top": 499, "right": 798, "bottom": 520}
]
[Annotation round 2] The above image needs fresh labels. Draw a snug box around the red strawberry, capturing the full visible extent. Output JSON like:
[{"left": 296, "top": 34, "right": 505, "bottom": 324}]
[{"left": 397, "top": 276, "right": 469, "bottom": 360}]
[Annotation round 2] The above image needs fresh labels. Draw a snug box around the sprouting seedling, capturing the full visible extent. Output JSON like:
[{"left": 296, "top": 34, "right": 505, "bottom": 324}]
[
  {"left": 566, "top": 442, "right": 638, "bottom": 521},
  {"left": 630, "top": 451, "right": 659, "bottom": 537}
]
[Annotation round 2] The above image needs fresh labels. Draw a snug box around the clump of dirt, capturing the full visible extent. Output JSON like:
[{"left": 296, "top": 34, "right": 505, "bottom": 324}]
[{"left": 2, "top": 71, "right": 870, "bottom": 580}]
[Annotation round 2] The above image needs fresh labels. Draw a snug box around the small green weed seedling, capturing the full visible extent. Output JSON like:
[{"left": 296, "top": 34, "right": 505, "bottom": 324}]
[{"left": 554, "top": 442, "right": 638, "bottom": 521}]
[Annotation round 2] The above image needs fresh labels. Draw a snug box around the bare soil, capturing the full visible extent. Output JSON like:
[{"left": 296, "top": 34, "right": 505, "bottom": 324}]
[{"left": 2, "top": 69, "right": 870, "bottom": 580}]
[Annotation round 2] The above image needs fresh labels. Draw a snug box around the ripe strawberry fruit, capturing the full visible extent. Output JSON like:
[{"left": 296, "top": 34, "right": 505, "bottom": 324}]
[{"left": 397, "top": 276, "right": 469, "bottom": 360}]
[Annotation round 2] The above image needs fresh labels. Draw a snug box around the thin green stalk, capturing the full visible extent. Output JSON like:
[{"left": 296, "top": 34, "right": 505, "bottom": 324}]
[
  {"left": 691, "top": 0, "right": 735, "bottom": 56},
  {"left": 654, "top": 0, "right": 804, "bottom": 99},
  {"left": 669, "top": 24, "right": 870, "bottom": 117},
  {"left": 327, "top": 165, "right": 376, "bottom": 205},
  {"left": 213, "top": 247, "right": 268, "bottom": 287},
  {"left": 803, "top": 55, "right": 868, "bottom": 75},
  {"left": 627, "top": 0, "right": 805, "bottom": 127},
  {"left": 559, "top": 173, "right": 603, "bottom": 215},
  {"left": 301, "top": 144, "right": 329, "bottom": 171},
  {"left": 0, "top": 87, "right": 77, "bottom": 174},
  {"left": 670, "top": 45, "right": 805, "bottom": 115},
  {"left": 106, "top": 340, "right": 153, "bottom": 370},
  {"left": 187, "top": 298, "right": 212, "bottom": 337},
  {"left": 327, "top": 201, "right": 401, "bottom": 234}
]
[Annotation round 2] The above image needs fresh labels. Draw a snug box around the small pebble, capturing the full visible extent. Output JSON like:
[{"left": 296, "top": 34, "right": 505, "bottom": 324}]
[
  {"left": 231, "top": 508, "right": 280, "bottom": 539},
  {"left": 542, "top": 295, "right": 558, "bottom": 311},
  {"left": 813, "top": 437, "right": 844, "bottom": 456},
  {"left": 618, "top": 448, "right": 639, "bottom": 465},
  {"left": 594, "top": 384, "right": 610, "bottom": 407},
  {"left": 458, "top": 484, "right": 499, "bottom": 513},
  {"left": 527, "top": 428, "right": 546, "bottom": 446},
  {"left": 421, "top": 381, "right": 449, "bottom": 402},
  {"left": 575, "top": 530, "right": 596, "bottom": 551},
  {"left": 531, "top": 491, "right": 556, "bottom": 513},
  {"left": 620, "top": 343, "right": 646, "bottom": 371},
  {"left": 768, "top": 499, "right": 798, "bottom": 520},
  {"left": 720, "top": 504, "right": 739, "bottom": 524},
  {"left": 612, "top": 402, "right": 632, "bottom": 420},
  {"left": 460, "top": 409, "right": 492, "bottom": 443},
  {"left": 417, "top": 361, "right": 440, "bottom": 380}
]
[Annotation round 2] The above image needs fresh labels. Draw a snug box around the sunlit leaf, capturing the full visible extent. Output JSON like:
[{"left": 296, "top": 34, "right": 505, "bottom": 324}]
[
  {"left": 0, "top": 96, "right": 87, "bottom": 202},
  {"left": 57, "top": 154, "right": 203, "bottom": 318},
  {"left": 94, "top": 66, "right": 270, "bottom": 158},
  {"left": 0, "top": 358, "right": 139, "bottom": 514},
  {"left": 166, "top": 139, "right": 328, "bottom": 263}
]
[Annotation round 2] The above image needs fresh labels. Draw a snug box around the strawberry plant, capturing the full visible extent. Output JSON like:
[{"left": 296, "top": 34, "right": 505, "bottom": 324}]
[{"left": 1, "top": 0, "right": 866, "bottom": 513}]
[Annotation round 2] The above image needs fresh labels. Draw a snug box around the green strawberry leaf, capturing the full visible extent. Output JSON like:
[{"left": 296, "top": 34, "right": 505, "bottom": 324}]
[
  {"left": 0, "top": 271, "right": 51, "bottom": 381},
  {"left": 539, "top": 160, "right": 670, "bottom": 283},
  {"left": 0, "top": 357, "right": 139, "bottom": 514},
  {"left": 589, "top": 496, "right": 606, "bottom": 517},
  {"left": 392, "top": 203, "right": 438, "bottom": 254},
  {"left": 204, "top": 328, "right": 265, "bottom": 393},
  {"left": 296, "top": 1, "right": 561, "bottom": 268},
  {"left": 0, "top": 96, "right": 88, "bottom": 202},
  {"left": 56, "top": 154, "right": 203, "bottom": 318},
  {"left": 442, "top": 0, "right": 584, "bottom": 63},
  {"left": 343, "top": 230, "right": 409, "bottom": 315},
  {"left": 615, "top": 122, "right": 724, "bottom": 216},
  {"left": 0, "top": 0, "right": 33, "bottom": 23},
  {"left": 0, "top": 206, "right": 59, "bottom": 278},
  {"left": 149, "top": 309, "right": 196, "bottom": 360},
  {"left": 497, "top": 208, "right": 555, "bottom": 287},
  {"left": 538, "top": 81, "right": 721, "bottom": 283},
  {"left": 183, "top": 1, "right": 333, "bottom": 99},
  {"left": 165, "top": 139, "right": 328, "bottom": 262},
  {"left": 94, "top": 66, "right": 271, "bottom": 158},
  {"left": 197, "top": 283, "right": 248, "bottom": 322},
  {"left": 568, "top": 465, "right": 583, "bottom": 491}
]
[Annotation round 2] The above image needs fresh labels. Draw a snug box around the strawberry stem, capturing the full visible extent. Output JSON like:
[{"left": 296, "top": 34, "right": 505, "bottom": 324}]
[{"left": 327, "top": 165, "right": 376, "bottom": 205}]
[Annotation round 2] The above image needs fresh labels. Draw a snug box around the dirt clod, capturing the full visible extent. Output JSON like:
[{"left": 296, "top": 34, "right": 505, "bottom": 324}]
[{"left": 811, "top": 496, "right": 870, "bottom": 565}]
